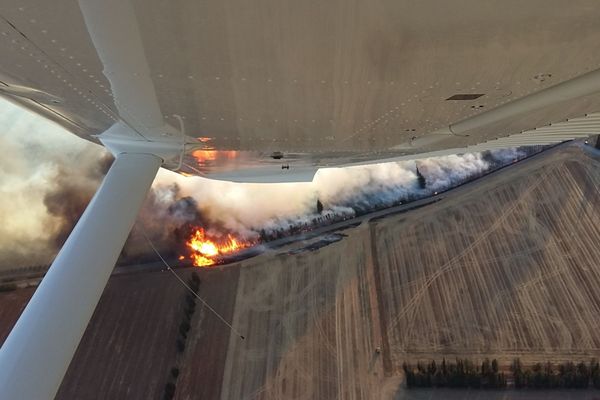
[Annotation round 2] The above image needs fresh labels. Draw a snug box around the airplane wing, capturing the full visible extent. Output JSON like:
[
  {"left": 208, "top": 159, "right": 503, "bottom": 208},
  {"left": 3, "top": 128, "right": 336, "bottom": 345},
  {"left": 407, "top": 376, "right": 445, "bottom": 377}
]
[{"left": 1, "top": 0, "right": 600, "bottom": 182}]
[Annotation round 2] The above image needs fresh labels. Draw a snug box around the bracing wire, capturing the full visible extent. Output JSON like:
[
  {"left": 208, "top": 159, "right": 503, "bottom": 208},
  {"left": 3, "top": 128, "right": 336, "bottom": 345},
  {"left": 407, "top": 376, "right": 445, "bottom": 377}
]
[{"left": 142, "top": 232, "right": 245, "bottom": 340}]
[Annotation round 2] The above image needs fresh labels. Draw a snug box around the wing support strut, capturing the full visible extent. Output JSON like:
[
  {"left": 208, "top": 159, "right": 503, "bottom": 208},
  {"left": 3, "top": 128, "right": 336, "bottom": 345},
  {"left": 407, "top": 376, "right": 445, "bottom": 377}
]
[{"left": 0, "top": 152, "right": 162, "bottom": 400}]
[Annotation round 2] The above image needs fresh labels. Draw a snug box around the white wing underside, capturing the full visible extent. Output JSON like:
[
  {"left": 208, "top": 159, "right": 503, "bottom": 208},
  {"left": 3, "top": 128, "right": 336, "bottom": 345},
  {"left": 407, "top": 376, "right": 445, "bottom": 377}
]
[{"left": 1, "top": 0, "right": 600, "bottom": 181}]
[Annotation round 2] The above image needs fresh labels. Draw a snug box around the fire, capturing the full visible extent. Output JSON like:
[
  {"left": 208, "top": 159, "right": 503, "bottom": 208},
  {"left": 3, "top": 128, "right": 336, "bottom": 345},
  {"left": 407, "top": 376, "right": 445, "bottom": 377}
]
[
  {"left": 192, "top": 150, "right": 218, "bottom": 165},
  {"left": 184, "top": 227, "right": 250, "bottom": 267},
  {"left": 191, "top": 150, "right": 239, "bottom": 166}
]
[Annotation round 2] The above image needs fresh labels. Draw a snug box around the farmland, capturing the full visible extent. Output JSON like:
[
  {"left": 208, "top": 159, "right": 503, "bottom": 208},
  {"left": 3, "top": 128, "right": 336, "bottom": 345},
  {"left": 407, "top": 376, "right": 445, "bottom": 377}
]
[{"left": 0, "top": 144, "right": 599, "bottom": 399}]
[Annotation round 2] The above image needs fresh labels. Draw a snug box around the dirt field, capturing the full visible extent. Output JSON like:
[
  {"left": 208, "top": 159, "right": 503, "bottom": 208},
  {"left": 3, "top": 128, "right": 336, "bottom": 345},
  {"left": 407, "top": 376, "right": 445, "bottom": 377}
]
[
  {"left": 0, "top": 144, "right": 599, "bottom": 399},
  {"left": 55, "top": 270, "right": 188, "bottom": 399},
  {"left": 220, "top": 224, "right": 389, "bottom": 399},
  {"left": 219, "top": 144, "right": 600, "bottom": 399},
  {"left": 374, "top": 148, "right": 600, "bottom": 370}
]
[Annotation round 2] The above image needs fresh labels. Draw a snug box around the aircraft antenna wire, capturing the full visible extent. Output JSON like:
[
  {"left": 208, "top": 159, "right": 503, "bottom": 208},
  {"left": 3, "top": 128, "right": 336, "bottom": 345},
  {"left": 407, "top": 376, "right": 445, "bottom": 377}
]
[{"left": 142, "top": 231, "right": 245, "bottom": 340}]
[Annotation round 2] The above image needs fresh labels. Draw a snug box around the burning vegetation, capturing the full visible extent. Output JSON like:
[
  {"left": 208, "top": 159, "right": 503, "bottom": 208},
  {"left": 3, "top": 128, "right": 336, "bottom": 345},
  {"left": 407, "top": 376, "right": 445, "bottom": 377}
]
[
  {"left": 155, "top": 147, "right": 545, "bottom": 268},
  {"left": 181, "top": 227, "right": 253, "bottom": 267}
]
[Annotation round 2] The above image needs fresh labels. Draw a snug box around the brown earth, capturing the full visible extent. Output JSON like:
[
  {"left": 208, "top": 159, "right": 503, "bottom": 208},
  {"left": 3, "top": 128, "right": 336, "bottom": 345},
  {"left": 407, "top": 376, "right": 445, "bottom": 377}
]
[{"left": 0, "top": 144, "right": 599, "bottom": 399}]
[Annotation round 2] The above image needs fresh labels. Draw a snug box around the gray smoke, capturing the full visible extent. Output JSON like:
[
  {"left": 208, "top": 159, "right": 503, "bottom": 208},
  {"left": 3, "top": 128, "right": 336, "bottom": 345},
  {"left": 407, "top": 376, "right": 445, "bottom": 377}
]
[
  {"left": 0, "top": 97, "right": 113, "bottom": 270},
  {"left": 143, "top": 146, "right": 530, "bottom": 246},
  {"left": 42, "top": 153, "right": 114, "bottom": 249},
  {"left": 0, "top": 95, "right": 537, "bottom": 270}
]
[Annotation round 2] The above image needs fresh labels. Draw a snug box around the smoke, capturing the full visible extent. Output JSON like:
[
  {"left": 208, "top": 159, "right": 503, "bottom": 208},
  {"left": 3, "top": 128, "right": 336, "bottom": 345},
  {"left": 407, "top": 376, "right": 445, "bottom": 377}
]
[
  {"left": 135, "top": 146, "right": 527, "bottom": 250},
  {"left": 42, "top": 153, "right": 115, "bottom": 249},
  {"left": 0, "top": 97, "right": 114, "bottom": 270},
  {"left": 0, "top": 95, "right": 535, "bottom": 270},
  {"left": 416, "top": 153, "right": 488, "bottom": 191}
]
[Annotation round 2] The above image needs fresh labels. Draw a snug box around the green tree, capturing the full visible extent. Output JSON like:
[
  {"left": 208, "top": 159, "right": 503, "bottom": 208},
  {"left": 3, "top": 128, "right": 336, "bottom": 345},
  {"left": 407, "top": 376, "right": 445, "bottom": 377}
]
[
  {"left": 416, "top": 166, "right": 426, "bottom": 189},
  {"left": 428, "top": 360, "right": 437, "bottom": 375},
  {"left": 482, "top": 359, "right": 491, "bottom": 376},
  {"left": 316, "top": 199, "right": 324, "bottom": 214}
]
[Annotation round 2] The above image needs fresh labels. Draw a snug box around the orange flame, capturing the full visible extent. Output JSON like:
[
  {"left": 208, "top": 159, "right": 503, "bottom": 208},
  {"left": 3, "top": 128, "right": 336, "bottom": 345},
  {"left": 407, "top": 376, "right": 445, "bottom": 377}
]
[
  {"left": 192, "top": 150, "right": 218, "bottom": 165},
  {"left": 191, "top": 150, "right": 239, "bottom": 166},
  {"left": 184, "top": 227, "right": 250, "bottom": 267}
]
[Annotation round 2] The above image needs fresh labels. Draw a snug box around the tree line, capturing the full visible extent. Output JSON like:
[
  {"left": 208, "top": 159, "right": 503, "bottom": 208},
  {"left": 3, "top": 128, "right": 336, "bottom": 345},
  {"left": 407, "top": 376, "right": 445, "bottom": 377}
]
[
  {"left": 403, "top": 358, "right": 506, "bottom": 389},
  {"left": 511, "top": 358, "right": 600, "bottom": 389},
  {"left": 403, "top": 358, "right": 600, "bottom": 390},
  {"left": 163, "top": 271, "right": 201, "bottom": 400}
]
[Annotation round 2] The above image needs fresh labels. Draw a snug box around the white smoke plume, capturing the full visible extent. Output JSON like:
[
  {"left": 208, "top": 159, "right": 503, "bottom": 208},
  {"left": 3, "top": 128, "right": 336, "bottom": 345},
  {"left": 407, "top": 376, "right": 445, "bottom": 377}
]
[
  {"left": 143, "top": 146, "right": 527, "bottom": 247},
  {"left": 0, "top": 95, "right": 535, "bottom": 270}
]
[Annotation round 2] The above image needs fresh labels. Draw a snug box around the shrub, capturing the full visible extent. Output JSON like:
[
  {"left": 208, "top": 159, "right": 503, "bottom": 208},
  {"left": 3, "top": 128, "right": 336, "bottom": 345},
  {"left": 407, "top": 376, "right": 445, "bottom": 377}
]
[
  {"left": 185, "top": 303, "right": 196, "bottom": 314},
  {"left": 163, "top": 382, "right": 176, "bottom": 400},
  {"left": 180, "top": 321, "right": 191, "bottom": 332},
  {"left": 189, "top": 280, "right": 200, "bottom": 292},
  {"left": 0, "top": 283, "right": 17, "bottom": 292},
  {"left": 185, "top": 295, "right": 196, "bottom": 308}
]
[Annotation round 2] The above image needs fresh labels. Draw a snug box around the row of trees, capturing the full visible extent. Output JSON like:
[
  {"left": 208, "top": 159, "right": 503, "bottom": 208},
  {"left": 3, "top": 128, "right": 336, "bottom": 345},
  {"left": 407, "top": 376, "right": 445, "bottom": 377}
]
[
  {"left": 402, "top": 358, "right": 507, "bottom": 389},
  {"left": 0, "top": 283, "right": 17, "bottom": 292},
  {"left": 257, "top": 212, "right": 348, "bottom": 242},
  {"left": 511, "top": 358, "right": 600, "bottom": 389},
  {"left": 163, "top": 271, "right": 201, "bottom": 400},
  {"left": 403, "top": 358, "right": 600, "bottom": 390}
]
